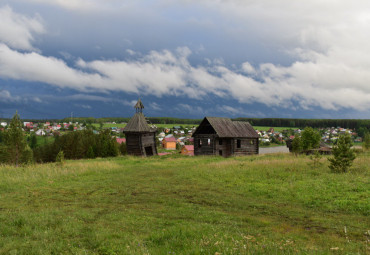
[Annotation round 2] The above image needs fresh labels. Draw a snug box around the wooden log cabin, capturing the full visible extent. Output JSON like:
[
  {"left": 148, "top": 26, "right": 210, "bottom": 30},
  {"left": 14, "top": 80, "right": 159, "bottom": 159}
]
[
  {"left": 123, "top": 99, "right": 158, "bottom": 156},
  {"left": 192, "top": 117, "right": 259, "bottom": 157}
]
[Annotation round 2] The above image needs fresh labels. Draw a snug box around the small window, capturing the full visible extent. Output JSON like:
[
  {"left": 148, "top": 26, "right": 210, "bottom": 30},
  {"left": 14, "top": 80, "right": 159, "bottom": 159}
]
[
  {"left": 198, "top": 139, "right": 202, "bottom": 147},
  {"left": 208, "top": 139, "right": 211, "bottom": 146},
  {"left": 219, "top": 150, "right": 223, "bottom": 156},
  {"left": 237, "top": 139, "right": 241, "bottom": 148},
  {"left": 250, "top": 140, "right": 254, "bottom": 145},
  {"left": 219, "top": 139, "right": 223, "bottom": 145}
]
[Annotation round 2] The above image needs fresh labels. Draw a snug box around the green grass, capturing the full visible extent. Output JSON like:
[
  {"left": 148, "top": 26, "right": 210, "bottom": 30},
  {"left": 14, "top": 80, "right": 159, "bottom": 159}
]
[
  {"left": 254, "top": 126, "right": 294, "bottom": 132},
  {"left": 92, "top": 123, "right": 126, "bottom": 128},
  {"left": 92, "top": 123, "right": 198, "bottom": 129},
  {"left": 35, "top": 136, "right": 55, "bottom": 147},
  {"left": 92, "top": 124, "right": 292, "bottom": 131},
  {"left": 0, "top": 153, "right": 369, "bottom": 254}
]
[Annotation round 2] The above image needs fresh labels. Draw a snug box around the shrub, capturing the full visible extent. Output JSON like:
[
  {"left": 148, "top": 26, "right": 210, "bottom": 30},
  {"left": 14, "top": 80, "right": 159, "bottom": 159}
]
[
  {"left": 56, "top": 150, "right": 65, "bottom": 165},
  {"left": 363, "top": 132, "right": 370, "bottom": 150},
  {"left": 328, "top": 133, "right": 356, "bottom": 173}
]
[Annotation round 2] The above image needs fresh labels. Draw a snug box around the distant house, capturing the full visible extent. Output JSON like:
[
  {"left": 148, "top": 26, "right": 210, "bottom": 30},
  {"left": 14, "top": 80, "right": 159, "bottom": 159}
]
[
  {"left": 192, "top": 117, "right": 259, "bottom": 157},
  {"left": 162, "top": 137, "right": 177, "bottom": 150},
  {"left": 181, "top": 145, "right": 194, "bottom": 156},
  {"left": 116, "top": 138, "right": 126, "bottom": 144},
  {"left": 35, "top": 129, "right": 46, "bottom": 136},
  {"left": 0, "top": 122, "right": 7, "bottom": 127}
]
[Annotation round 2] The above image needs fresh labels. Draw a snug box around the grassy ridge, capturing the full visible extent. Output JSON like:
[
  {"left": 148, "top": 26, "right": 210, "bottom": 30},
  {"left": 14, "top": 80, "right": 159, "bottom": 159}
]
[
  {"left": 0, "top": 154, "right": 369, "bottom": 254},
  {"left": 253, "top": 126, "right": 293, "bottom": 132},
  {"left": 92, "top": 123, "right": 198, "bottom": 129}
]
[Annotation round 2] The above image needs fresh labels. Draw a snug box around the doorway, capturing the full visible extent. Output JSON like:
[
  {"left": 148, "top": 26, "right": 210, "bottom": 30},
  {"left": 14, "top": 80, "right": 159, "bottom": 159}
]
[{"left": 145, "top": 146, "right": 154, "bottom": 156}]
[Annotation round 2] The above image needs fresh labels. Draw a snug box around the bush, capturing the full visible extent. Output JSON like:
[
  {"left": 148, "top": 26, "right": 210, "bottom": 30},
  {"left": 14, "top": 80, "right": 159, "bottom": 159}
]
[
  {"left": 119, "top": 143, "right": 127, "bottom": 156},
  {"left": 363, "top": 132, "right": 370, "bottom": 150},
  {"left": 328, "top": 133, "right": 356, "bottom": 173},
  {"left": 56, "top": 150, "right": 65, "bottom": 165}
]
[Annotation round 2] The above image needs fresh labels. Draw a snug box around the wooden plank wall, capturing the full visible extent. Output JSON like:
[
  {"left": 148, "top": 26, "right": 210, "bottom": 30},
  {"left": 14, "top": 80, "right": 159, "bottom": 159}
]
[
  {"left": 232, "top": 138, "right": 259, "bottom": 156},
  {"left": 126, "top": 134, "right": 143, "bottom": 156},
  {"left": 194, "top": 134, "right": 216, "bottom": 156}
]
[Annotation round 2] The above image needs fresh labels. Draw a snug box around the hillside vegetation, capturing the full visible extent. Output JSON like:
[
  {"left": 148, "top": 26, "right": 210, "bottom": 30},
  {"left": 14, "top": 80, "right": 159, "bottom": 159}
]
[{"left": 0, "top": 153, "right": 369, "bottom": 254}]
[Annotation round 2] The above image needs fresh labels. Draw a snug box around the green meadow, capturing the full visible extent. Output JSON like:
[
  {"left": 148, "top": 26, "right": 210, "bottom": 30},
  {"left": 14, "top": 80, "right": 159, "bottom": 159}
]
[
  {"left": 0, "top": 153, "right": 369, "bottom": 254},
  {"left": 92, "top": 123, "right": 198, "bottom": 129},
  {"left": 253, "top": 126, "right": 293, "bottom": 132}
]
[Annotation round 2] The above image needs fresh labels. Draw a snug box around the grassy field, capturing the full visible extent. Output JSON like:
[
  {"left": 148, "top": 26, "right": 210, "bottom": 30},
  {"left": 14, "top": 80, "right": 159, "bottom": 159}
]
[
  {"left": 93, "top": 124, "right": 292, "bottom": 131},
  {"left": 92, "top": 123, "right": 198, "bottom": 129},
  {"left": 253, "top": 126, "right": 293, "bottom": 132},
  {"left": 0, "top": 153, "right": 369, "bottom": 254}
]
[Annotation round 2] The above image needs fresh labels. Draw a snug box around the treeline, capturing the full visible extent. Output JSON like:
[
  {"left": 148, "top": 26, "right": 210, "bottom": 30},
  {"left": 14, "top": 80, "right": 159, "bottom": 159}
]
[
  {"left": 1, "top": 117, "right": 203, "bottom": 125},
  {"left": 2, "top": 116, "right": 369, "bottom": 129},
  {"left": 63, "top": 117, "right": 202, "bottom": 125},
  {"left": 233, "top": 118, "right": 370, "bottom": 130},
  {"left": 33, "top": 130, "right": 125, "bottom": 163},
  {"left": 0, "top": 112, "right": 126, "bottom": 165}
]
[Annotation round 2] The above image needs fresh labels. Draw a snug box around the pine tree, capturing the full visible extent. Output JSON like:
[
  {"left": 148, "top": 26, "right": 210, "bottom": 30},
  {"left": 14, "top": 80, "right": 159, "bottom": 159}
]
[
  {"left": 29, "top": 133, "right": 38, "bottom": 149},
  {"left": 363, "top": 132, "right": 370, "bottom": 150},
  {"left": 4, "top": 111, "right": 27, "bottom": 167},
  {"left": 86, "top": 146, "right": 95, "bottom": 158},
  {"left": 0, "top": 129, "right": 4, "bottom": 143},
  {"left": 328, "top": 133, "right": 356, "bottom": 173}
]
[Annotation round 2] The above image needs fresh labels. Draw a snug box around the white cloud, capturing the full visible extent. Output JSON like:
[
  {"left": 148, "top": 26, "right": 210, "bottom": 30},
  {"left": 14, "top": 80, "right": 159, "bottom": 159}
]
[
  {"left": 75, "top": 104, "right": 92, "bottom": 109},
  {"left": 2, "top": 43, "right": 370, "bottom": 111},
  {"left": 176, "top": 104, "right": 205, "bottom": 115},
  {"left": 1, "top": 2, "right": 370, "bottom": 113},
  {"left": 22, "top": 0, "right": 100, "bottom": 11},
  {"left": 149, "top": 102, "right": 162, "bottom": 111},
  {"left": 0, "top": 5, "right": 45, "bottom": 51},
  {"left": 0, "top": 89, "right": 19, "bottom": 102}
]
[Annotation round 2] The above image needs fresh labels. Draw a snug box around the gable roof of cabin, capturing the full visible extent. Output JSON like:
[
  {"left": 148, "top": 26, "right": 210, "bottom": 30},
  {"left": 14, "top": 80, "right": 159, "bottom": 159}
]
[
  {"left": 123, "top": 113, "right": 155, "bottom": 133},
  {"left": 193, "top": 117, "right": 258, "bottom": 138}
]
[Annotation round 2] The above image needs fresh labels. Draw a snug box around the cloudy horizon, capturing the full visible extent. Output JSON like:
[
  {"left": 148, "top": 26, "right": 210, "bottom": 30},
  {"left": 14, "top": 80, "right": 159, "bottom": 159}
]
[{"left": 1, "top": 1, "right": 370, "bottom": 119}]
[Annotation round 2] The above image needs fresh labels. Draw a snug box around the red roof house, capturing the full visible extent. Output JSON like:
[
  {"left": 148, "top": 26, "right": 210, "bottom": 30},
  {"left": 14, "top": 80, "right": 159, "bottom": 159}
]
[
  {"left": 181, "top": 145, "right": 194, "bottom": 156},
  {"left": 116, "top": 138, "right": 126, "bottom": 144}
]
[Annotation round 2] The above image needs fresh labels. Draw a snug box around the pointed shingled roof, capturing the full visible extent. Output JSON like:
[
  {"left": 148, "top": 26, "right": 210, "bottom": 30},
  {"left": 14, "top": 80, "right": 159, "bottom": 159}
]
[
  {"left": 134, "top": 98, "right": 144, "bottom": 110},
  {"left": 123, "top": 112, "right": 155, "bottom": 133}
]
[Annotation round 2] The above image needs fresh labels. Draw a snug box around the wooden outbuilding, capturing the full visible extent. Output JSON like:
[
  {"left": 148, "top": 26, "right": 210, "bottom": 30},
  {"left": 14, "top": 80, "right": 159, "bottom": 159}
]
[
  {"left": 192, "top": 117, "right": 259, "bottom": 157},
  {"left": 122, "top": 99, "right": 158, "bottom": 156}
]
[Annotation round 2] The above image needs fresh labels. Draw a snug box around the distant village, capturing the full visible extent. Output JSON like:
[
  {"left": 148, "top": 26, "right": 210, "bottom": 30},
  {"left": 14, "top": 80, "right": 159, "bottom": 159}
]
[{"left": 0, "top": 119, "right": 363, "bottom": 157}]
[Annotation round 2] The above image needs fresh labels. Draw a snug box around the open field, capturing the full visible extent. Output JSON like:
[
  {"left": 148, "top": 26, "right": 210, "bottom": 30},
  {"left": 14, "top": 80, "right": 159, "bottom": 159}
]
[
  {"left": 92, "top": 123, "right": 198, "bottom": 129},
  {"left": 92, "top": 124, "right": 293, "bottom": 131},
  {"left": 0, "top": 153, "right": 369, "bottom": 254},
  {"left": 253, "top": 126, "right": 293, "bottom": 132}
]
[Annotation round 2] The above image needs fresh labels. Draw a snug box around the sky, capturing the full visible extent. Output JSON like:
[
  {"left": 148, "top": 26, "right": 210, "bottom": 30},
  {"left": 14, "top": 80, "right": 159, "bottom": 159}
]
[{"left": 1, "top": 0, "right": 370, "bottom": 119}]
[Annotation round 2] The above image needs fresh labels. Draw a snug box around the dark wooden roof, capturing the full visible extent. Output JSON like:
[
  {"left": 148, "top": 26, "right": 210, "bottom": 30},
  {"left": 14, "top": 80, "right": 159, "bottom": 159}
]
[
  {"left": 193, "top": 117, "right": 259, "bottom": 138},
  {"left": 123, "top": 113, "right": 156, "bottom": 133}
]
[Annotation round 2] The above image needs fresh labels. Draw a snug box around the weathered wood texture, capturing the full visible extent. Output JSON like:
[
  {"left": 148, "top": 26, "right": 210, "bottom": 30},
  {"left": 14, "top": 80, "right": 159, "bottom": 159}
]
[
  {"left": 123, "top": 99, "right": 158, "bottom": 157},
  {"left": 193, "top": 117, "right": 259, "bottom": 157}
]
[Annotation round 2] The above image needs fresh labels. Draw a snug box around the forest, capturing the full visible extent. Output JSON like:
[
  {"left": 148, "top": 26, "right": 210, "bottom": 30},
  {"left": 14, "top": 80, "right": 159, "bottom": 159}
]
[{"left": 2, "top": 116, "right": 370, "bottom": 129}]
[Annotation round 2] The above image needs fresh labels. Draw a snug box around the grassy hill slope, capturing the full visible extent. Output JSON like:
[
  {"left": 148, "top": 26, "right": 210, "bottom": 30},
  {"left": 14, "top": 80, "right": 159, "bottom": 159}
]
[{"left": 0, "top": 154, "right": 369, "bottom": 254}]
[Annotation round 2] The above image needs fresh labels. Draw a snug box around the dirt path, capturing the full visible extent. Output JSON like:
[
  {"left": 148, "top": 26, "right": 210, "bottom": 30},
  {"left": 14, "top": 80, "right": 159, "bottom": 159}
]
[{"left": 259, "top": 146, "right": 290, "bottom": 155}]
